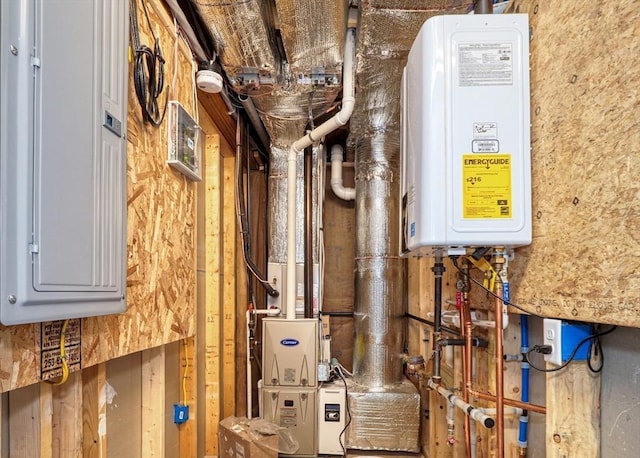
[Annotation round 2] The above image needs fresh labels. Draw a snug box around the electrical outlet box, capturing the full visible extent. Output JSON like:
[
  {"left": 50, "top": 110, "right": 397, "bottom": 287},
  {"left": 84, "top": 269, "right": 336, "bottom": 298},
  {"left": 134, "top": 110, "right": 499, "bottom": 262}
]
[
  {"left": 318, "top": 362, "right": 330, "bottom": 382},
  {"left": 173, "top": 404, "right": 189, "bottom": 424},
  {"left": 544, "top": 319, "right": 592, "bottom": 366},
  {"left": 543, "top": 318, "right": 563, "bottom": 366}
]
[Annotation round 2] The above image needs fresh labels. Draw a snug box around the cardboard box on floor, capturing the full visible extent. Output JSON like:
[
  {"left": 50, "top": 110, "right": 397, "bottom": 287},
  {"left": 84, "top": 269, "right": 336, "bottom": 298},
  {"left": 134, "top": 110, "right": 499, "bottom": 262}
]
[{"left": 218, "top": 416, "right": 278, "bottom": 458}]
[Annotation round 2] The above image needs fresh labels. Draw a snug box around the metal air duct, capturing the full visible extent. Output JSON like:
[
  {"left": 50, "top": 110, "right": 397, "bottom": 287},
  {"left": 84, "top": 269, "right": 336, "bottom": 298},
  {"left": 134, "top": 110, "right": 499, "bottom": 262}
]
[{"left": 346, "top": 0, "right": 473, "bottom": 451}]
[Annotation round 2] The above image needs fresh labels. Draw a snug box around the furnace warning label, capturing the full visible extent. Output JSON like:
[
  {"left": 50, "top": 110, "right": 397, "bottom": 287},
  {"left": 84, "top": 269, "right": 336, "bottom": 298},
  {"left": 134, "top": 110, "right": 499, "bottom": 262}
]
[
  {"left": 458, "top": 42, "right": 513, "bottom": 86},
  {"left": 41, "top": 319, "right": 81, "bottom": 381},
  {"left": 462, "top": 154, "right": 512, "bottom": 219}
]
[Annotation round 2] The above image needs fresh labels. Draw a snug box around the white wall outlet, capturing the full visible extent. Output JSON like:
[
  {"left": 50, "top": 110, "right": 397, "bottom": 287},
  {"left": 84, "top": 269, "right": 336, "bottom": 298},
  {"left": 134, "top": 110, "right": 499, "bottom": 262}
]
[{"left": 543, "top": 318, "right": 562, "bottom": 366}]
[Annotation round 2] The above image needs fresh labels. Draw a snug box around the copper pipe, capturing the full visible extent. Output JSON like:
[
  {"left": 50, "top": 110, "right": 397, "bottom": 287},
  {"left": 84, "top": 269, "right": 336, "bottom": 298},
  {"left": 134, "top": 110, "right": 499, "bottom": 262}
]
[
  {"left": 464, "top": 317, "right": 474, "bottom": 454},
  {"left": 469, "top": 389, "right": 547, "bottom": 415},
  {"left": 492, "top": 248, "right": 506, "bottom": 458},
  {"left": 460, "top": 259, "right": 473, "bottom": 457},
  {"left": 459, "top": 304, "right": 472, "bottom": 456},
  {"left": 495, "top": 278, "right": 505, "bottom": 457}
]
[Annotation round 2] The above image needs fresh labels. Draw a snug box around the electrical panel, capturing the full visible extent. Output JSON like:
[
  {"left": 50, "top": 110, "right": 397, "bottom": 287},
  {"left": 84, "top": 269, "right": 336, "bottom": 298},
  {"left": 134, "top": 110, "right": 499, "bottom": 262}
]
[
  {"left": 401, "top": 14, "right": 531, "bottom": 256},
  {"left": 0, "top": 0, "right": 129, "bottom": 324},
  {"left": 262, "top": 318, "right": 318, "bottom": 387},
  {"left": 262, "top": 387, "right": 318, "bottom": 457},
  {"left": 167, "top": 101, "right": 203, "bottom": 181}
]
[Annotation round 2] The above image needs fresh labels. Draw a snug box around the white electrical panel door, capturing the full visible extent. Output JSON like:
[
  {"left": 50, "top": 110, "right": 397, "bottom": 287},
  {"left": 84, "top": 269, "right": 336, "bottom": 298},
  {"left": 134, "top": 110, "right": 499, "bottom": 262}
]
[
  {"left": 402, "top": 14, "right": 531, "bottom": 255},
  {"left": 262, "top": 387, "right": 318, "bottom": 457},
  {"left": 262, "top": 318, "right": 318, "bottom": 387},
  {"left": 0, "top": 0, "right": 128, "bottom": 324}
]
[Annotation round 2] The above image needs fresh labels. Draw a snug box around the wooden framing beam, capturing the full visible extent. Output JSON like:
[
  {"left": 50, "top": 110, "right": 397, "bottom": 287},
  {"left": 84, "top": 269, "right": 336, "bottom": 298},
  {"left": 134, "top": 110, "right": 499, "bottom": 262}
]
[
  {"left": 179, "top": 337, "right": 197, "bottom": 458},
  {"left": 82, "top": 364, "right": 107, "bottom": 458},
  {"left": 221, "top": 157, "right": 237, "bottom": 419},
  {"left": 51, "top": 371, "right": 83, "bottom": 457},
  {"left": 203, "top": 131, "right": 222, "bottom": 457},
  {"left": 142, "top": 347, "right": 166, "bottom": 457},
  {"left": 9, "top": 383, "right": 41, "bottom": 456},
  {"left": 546, "top": 363, "right": 599, "bottom": 457}
]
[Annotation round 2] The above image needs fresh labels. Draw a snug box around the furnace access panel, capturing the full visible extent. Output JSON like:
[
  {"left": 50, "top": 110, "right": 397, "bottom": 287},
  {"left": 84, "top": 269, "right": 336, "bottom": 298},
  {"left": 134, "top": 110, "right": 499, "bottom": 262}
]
[{"left": 262, "top": 318, "right": 318, "bottom": 387}]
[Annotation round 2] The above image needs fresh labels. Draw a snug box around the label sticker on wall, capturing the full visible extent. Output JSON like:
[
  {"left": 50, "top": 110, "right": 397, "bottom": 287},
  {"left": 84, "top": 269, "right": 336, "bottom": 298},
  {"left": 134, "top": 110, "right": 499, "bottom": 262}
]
[{"left": 462, "top": 154, "right": 512, "bottom": 219}]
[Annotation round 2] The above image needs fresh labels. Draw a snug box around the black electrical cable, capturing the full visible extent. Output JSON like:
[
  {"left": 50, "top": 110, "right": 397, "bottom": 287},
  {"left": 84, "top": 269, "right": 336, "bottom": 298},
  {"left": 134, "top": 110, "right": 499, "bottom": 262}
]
[
  {"left": 320, "top": 311, "right": 354, "bottom": 317},
  {"left": 235, "top": 116, "right": 279, "bottom": 298},
  {"left": 335, "top": 369, "right": 352, "bottom": 458},
  {"left": 405, "top": 312, "right": 460, "bottom": 336},
  {"left": 130, "top": 0, "right": 167, "bottom": 127},
  {"left": 526, "top": 325, "right": 617, "bottom": 373},
  {"left": 450, "top": 256, "right": 539, "bottom": 316},
  {"left": 587, "top": 324, "right": 608, "bottom": 373}
]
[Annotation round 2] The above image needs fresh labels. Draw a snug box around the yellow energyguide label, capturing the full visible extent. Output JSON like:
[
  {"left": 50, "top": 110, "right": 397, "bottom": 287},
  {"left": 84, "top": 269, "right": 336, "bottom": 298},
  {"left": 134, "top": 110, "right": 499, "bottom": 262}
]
[{"left": 462, "top": 154, "right": 512, "bottom": 219}]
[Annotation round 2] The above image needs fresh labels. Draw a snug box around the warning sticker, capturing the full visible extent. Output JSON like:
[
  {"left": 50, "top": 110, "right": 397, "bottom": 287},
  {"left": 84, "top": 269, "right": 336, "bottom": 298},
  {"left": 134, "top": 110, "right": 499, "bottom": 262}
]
[
  {"left": 40, "top": 319, "right": 81, "bottom": 381},
  {"left": 462, "top": 154, "right": 512, "bottom": 219},
  {"left": 459, "top": 43, "right": 513, "bottom": 86}
]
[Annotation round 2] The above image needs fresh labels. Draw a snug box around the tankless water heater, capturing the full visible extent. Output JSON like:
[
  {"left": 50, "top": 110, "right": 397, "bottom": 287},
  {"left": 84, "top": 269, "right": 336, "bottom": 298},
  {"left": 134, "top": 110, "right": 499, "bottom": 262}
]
[{"left": 401, "top": 14, "right": 531, "bottom": 256}]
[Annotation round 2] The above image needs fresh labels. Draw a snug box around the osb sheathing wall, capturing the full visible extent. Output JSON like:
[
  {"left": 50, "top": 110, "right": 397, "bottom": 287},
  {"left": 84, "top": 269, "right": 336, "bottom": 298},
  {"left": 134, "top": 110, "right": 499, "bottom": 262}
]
[
  {"left": 0, "top": 0, "right": 197, "bottom": 392},
  {"left": 507, "top": 0, "right": 640, "bottom": 326}
]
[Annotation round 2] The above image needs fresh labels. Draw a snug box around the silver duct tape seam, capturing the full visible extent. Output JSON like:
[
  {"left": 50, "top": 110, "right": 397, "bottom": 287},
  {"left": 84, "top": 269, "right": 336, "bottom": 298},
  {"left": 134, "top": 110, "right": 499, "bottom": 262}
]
[{"left": 346, "top": 378, "right": 421, "bottom": 452}]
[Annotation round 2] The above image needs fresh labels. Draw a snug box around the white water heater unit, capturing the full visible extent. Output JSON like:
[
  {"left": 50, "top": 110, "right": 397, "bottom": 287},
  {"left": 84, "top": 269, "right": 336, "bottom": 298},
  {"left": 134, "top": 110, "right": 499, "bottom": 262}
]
[{"left": 401, "top": 14, "right": 531, "bottom": 256}]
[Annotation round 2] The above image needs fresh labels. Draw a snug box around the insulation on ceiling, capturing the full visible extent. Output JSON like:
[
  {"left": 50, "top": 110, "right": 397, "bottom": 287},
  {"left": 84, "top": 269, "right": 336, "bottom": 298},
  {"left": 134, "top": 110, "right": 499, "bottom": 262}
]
[
  {"left": 274, "top": 0, "right": 348, "bottom": 80},
  {"left": 192, "top": 0, "right": 279, "bottom": 91}
]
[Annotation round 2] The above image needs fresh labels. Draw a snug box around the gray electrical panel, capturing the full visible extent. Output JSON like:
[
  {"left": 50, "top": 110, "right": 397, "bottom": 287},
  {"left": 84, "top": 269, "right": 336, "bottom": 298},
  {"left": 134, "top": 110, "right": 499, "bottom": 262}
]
[{"left": 0, "top": 0, "right": 129, "bottom": 324}]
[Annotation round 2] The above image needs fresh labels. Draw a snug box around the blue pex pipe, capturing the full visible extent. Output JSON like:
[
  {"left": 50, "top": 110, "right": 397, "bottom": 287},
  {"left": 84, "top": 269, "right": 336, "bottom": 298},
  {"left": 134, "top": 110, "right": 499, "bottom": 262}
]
[{"left": 518, "top": 314, "right": 530, "bottom": 448}]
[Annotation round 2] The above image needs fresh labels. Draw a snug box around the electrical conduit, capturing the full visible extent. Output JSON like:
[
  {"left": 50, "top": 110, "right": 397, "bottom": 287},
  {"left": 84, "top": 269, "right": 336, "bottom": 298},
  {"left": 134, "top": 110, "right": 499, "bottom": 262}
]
[{"left": 286, "top": 29, "right": 356, "bottom": 319}]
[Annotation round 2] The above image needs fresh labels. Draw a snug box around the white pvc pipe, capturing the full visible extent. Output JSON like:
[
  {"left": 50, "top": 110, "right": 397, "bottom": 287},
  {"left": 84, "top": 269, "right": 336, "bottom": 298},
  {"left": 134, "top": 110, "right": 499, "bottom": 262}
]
[
  {"left": 330, "top": 144, "right": 355, "bottom": 200},
  {"left": 286, "top": 29, "right": 356, "bottom": 319},
  {"left": 428, "top": 379, "right": 495, "bottom": 429}
]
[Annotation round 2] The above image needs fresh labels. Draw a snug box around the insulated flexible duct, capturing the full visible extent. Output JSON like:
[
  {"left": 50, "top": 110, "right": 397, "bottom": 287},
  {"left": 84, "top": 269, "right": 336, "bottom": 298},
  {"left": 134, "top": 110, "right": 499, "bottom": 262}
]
[{"left": 352, "top": 131, "right": 403, "bottom": 387}]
